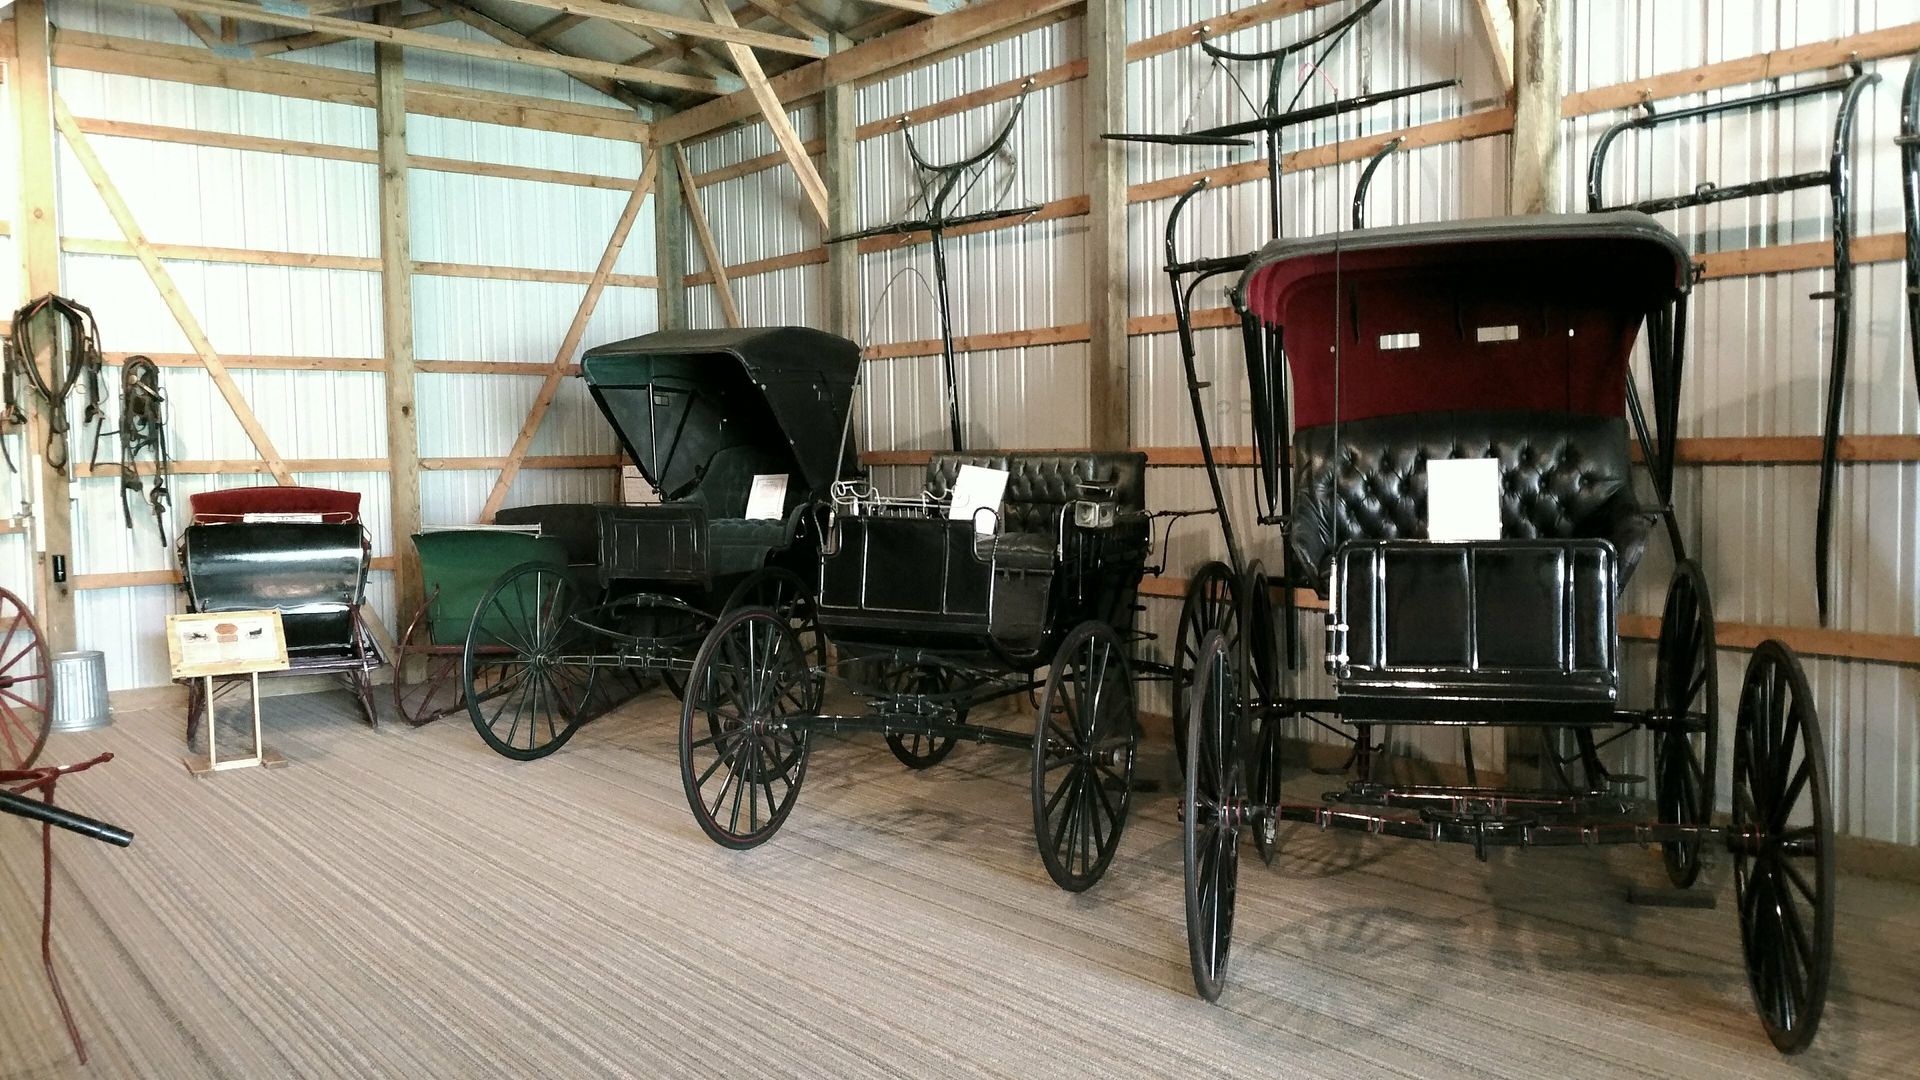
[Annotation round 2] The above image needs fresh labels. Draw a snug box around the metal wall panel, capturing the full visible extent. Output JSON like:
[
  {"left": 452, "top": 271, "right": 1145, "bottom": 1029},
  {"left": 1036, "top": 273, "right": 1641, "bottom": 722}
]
[{"left": 38, "top": 1, "right": 652, "bottom": 688}]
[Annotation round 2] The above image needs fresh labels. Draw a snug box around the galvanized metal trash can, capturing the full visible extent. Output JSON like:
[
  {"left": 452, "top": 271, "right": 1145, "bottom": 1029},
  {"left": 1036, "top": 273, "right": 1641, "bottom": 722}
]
[{"left": 50, "top": 650, "right": 111, "bottom": 732}]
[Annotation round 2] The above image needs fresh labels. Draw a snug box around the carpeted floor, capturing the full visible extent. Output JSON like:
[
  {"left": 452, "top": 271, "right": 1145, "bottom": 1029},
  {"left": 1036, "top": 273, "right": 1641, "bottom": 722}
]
[{"left": 3, "top": 687, "right": 1916, "bottom": 1079}]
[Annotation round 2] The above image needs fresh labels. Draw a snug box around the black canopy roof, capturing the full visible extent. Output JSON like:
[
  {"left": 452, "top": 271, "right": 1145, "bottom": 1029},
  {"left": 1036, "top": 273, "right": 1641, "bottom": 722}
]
[{"left": 581, "top": 327, "right": 861, "bottom": 500}]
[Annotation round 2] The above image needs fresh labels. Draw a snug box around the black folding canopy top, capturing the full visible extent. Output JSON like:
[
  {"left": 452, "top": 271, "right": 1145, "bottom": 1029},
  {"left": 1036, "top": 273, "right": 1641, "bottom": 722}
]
[{"left": 581, "top": 327, "right": 861, "bottom": 503}]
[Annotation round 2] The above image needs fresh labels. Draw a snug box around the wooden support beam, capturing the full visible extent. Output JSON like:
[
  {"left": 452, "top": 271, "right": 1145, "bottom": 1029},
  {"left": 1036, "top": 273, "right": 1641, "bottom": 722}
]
[
  {"left": 481, "top": 153, "right": 661, "bottom": 521},
  {"left": 408, "top": 0, "right": 824, "bottom": 58},
  {"left": 1474, "top": 0, "right": 1516, "bottom": 95},
  {"left": 117, "top": 0, "right": 732, "bottom": 96},
  {"left": 822, "top": 36, "right": 860, "bottom": 343},
  {"left": 375, "top": 25, "right": 423, "bottom": 660},
  {"left": 1084, "top": 0, "right": 1127, "bottom": 451},
  {"left": 424, "top": 0, "right": 654, "bottom": 111},
  {"left": 701, "top": 0, "right": 831, "bottom": 228},
  {"left": 527, "top": 13, "right": 589, "bottom": 45},
  {"left": 741, "top": 0, "right": 830, "bottom": 41},
  {"left": 52, "top": 96, "right": 296, "bottom": 486},
  {"left": 56, "top": 29, "right": 653, "bottom": 141},
  {"left": 627, "top": 26, "right": 737, "bottom": 84},
  {"left": 654, "top": 142, "right": 690, "bottom": 331},
  {"left": 249, "top": 9, "right": 454, "bottom": 57},
  {"left": 12, "top": 0, "right": 76, "bottom": 650},
  {"left": 1509, "top": 0, "right": 1562, "bottom": 213},
  {"left": 674, "top": 146, "right": 742, "bottom": 328},
  {"left": 658, "top": 0, "right": 1080, "bottom": 144}
]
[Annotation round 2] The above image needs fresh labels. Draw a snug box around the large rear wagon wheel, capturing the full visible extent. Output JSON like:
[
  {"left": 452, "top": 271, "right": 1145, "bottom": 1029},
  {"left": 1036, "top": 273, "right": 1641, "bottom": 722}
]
[
  {"left": 461, "top": 563, "right": 598, "bottom": 760},
  {"left": 1732, "top": 641, "right": 1834, "bottom": 1055},
  {"left": 0, "top": 587, "right": 52, "bottom": 769},
  {"left": 1185, "top": 629, "right": 1243, "bottom": 1002},
  {"left": 1173, "top": 562, "right": 1238, "bottom": 776},
  {"left": 1654, "top": 560, "right": 1719, "bottom": 888},
  {"left": 679, "top": 606, "right": 817, "bottom": 850},
  {"left": 1031, "top": 621, "right": 1137, "bottom": 892}
]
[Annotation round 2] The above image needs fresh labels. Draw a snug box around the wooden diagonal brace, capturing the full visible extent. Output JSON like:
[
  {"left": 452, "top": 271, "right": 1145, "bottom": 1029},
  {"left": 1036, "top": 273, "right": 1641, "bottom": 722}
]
[
  {"left": 703, "top": 0, "right": 831, "bottom": 227},
  {"left": 52, "top": 95, "right": 296, "bottom": 487},
  {"left": 675, "top": 146, "right": 743, "bottom": 328},
  {"left": 480, "top": 153, "right": 662, "bottom": 521}
]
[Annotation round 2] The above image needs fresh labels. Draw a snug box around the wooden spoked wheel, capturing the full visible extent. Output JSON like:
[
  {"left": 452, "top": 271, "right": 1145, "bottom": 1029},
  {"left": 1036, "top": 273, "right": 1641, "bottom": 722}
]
[
  {"left": 679, "top": 606, "right": 817, "bottom": 850},
  {"left": 0, "top": 587, "right": 51, "bottom": 770},
  {"left": 1172, "top": 561, "right": 1239, "bottom": 776},
  {"left": 1184, "top": 629, "right": 1243, "bottom": 1002},
  {"left": 1731, "top": 641, "right": 1834, "bottom": 1055},
  {"left": 878, "top": 663, "right": 966, "bottom": 769},
  {"left": 1653, "top": 560, "right": 1719, "bottom": 889},
  {"left": 1031, "top": 621, "right": 1137, "bottom": 892},
  {"left": 392, "top": 598, "right": 464, "bottom": 727},
  {"left": 461, "top": 563, "right": 598, "bottom": 760}
]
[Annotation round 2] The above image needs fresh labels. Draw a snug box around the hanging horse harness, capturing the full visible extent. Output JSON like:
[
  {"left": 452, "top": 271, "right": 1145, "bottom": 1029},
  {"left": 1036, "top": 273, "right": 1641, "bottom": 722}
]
[
  {"left": 3, "top": 294, "right": 106, "bottom": 472},
  {"left": 92, "top": 356, "right": 171, "bottom": 542}
]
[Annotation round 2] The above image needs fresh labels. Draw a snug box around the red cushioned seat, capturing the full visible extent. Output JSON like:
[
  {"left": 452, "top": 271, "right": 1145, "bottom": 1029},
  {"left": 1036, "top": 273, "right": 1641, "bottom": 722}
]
[{"left": 188, "top": 486, "right": 361, "bottom": 524}]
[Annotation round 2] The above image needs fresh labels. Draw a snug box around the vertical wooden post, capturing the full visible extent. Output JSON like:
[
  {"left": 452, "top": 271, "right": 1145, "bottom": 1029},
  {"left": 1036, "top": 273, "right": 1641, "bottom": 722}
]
[
  {"left": 1510, "top": 0, "right": 1563, "bottom": 214},
  {"left": 13, "top": 0, "right": 76, "bottom": 650},
  {"left": 1083, "top": 0, "right": 1129, "bottom": 450},
  {"left": 655, "top": 141, "right": 689, "bottom": 331},
  {"left": 822, "top": 36, "right": 860, "bottom": 345},
  {"left": 375, "top": 28, "right": 422, "bottom": 638}
]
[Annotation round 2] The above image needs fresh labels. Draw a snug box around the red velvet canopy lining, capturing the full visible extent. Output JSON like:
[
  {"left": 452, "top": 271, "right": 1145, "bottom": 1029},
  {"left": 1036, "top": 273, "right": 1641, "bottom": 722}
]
[
  {"left": 188, "top": 486, "right": 361, "bottom": 524},
  {"left": 1241, "top": 236, "right": 1679, "bottom": 428}
]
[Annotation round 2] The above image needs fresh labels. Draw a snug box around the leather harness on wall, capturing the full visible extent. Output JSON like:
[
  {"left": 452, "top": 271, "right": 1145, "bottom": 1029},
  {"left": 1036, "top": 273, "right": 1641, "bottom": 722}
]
[
  {"left": 2, "top": 294, "right": 106, "bottom": 472},
  {"left": 91, "top": 355, "right": 171, "bottom": 543}
]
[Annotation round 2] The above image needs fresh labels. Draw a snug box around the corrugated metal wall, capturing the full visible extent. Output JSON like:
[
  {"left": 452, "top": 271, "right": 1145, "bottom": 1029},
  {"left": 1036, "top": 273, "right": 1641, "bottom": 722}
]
[
  {"left": 682, "top": 1, "right": 1920, "bottom": 845},
  {"left": 7, "top": 1, "right": 652, "bottom": 689}
]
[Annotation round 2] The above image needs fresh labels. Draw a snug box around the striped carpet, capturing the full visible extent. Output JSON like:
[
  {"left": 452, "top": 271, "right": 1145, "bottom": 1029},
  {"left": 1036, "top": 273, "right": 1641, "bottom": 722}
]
[{"left": 2, "top": 687, "right": 1916, "bottom": 1079}]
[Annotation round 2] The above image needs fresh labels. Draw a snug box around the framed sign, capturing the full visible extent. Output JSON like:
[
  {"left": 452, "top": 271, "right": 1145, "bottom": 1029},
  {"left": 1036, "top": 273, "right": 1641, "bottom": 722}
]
[{"left": 166, "top": 611, "right": 291, "bottom": 680}]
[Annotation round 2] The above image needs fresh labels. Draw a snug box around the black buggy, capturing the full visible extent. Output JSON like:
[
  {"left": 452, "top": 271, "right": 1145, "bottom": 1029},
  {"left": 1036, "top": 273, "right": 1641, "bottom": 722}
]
[
  {"left": 1172, "top": 212, "right": 1836, "bottom": 1053},
  {"left": 458, "top": 327, "right": 859, "bottom": 759},
  {"left": 676, "top": 450, "right": 1153, "bottom": 892}
]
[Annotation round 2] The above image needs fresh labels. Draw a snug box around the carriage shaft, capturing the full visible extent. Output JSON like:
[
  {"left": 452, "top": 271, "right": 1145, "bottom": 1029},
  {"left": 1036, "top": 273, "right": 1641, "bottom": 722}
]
[{"left": 789, "top": 713, "right": 1033, "bottom": 752}]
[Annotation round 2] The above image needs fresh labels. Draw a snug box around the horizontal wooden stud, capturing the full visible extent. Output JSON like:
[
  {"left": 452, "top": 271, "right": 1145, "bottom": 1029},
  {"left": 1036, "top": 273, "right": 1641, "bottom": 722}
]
[
  {"left": 75, "top": 555, "right": 398, "bottom": 591},
  {"left": 686, "top": 247, "right": 828, "bottom": 287},
  {"left": 66, "top": 238, "right": 657, "bottom": 288},
  {"left": 863, "top": 322, "right": 1091, "bottom": 360},
  {"left": 421, "top": 454, "right": 623, "bottom": 471}
]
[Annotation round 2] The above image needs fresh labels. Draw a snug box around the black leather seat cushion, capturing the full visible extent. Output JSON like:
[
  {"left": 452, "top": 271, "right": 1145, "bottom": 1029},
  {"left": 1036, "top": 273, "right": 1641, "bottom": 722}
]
[
  {"left": 925, "top": 451, "right": 1147, "bottom": 531},
  {"left": 1291, "top": 411, "right": 1650, "bottom": 592}
]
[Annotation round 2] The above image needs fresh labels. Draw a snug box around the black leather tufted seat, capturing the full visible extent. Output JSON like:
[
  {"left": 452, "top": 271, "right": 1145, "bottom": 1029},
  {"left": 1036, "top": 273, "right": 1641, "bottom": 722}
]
[
  {"left": 1290, "top": 410, "right": 1651, "bottom": 594},
  {"left": 926, "top": 451, "right": 1149, "bottom": 571}
]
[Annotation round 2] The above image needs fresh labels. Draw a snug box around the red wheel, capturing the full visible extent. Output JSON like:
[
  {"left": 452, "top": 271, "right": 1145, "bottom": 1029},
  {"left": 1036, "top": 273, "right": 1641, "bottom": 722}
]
[
  {"left": 0, "top": 587, "right": 52, "bottom": 769},
  {"left": 392, "top": 597, "right": 463, "bottom": 727}
]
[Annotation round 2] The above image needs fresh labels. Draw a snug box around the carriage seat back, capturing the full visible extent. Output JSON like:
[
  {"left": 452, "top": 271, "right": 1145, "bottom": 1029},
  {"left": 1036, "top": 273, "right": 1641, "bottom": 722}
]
[
  {"left": 1290, "top": 410, "right": 1648, "bottom": 592},
  {"left": 924, "top": 451, "right": 1147, "bottom": 536},
  {"left": 189, "top": 485, "right": 361, "bottom": 524},
  {"left": 492, "top": 504, "right": 601, "bottom": 565}
]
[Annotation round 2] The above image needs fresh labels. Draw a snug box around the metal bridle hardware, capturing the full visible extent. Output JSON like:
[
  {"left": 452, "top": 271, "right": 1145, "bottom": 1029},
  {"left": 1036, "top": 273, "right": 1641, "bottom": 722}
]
[{"left": 89, "top": 354, "right": 171, "bottom": 543}]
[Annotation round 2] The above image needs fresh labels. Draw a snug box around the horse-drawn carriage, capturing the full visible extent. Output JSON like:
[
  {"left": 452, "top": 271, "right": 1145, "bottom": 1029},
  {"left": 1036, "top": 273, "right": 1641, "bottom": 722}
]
[
  {"left": 451, "top": 327, "right": 860, "bottom": 759},
  {"left": 177, "top": 485, "right": 386, "bottom": 737},
  {"left": 1169, "top": 212, "right": 1835, "bottom": 1053},
  {"left": 676, "top": 449, "right": 1153, "bottom": 891}
]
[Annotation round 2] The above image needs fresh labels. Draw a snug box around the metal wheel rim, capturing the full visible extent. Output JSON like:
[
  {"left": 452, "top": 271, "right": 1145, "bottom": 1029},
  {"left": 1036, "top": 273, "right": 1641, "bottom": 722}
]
[
  {"left": 1732, "top": 641, "right": 1834, "bottom": 1054},
  {"left": 461, "top": 564, "right": 597, "bottom": 760},
  {"left": 0, "top": 587, "right": 51, "bottom": 770},
  {"left": 394, "top": 602, "right": 464, "bottom": 726},
  {"left": 678, "top": 608, "right": 815, "bottom": 849},
  {"left": 1184, "top": 630, "right": 1241, "bottom": 1001},
  {"left": 1031, "top": 622, "right": 1137, "bottom": 892},
  {"left": 1173, "top": 562, "right": 1239, "bottom": 776},
  {"left": 1654, "top": 560, "right": 1718, "bottom": 888}
]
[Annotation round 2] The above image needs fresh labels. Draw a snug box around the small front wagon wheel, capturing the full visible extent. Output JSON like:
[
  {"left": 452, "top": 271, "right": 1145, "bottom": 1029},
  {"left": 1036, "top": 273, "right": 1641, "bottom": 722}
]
[
  {"left": 462, "top": 563, "right": 597, "bottom": 760},
  {"left": 680, "top": 606, "right": 817, "bottom": 850},
  {"left": 1185, "top": 630, "right": 1243, "bottom": 1002},
  {"left": 1731, "top": 641, "right": 1834, "bottom": 1054},
  {"left": 1032, "top": 621, "right": 1137, "bottom": 892}
]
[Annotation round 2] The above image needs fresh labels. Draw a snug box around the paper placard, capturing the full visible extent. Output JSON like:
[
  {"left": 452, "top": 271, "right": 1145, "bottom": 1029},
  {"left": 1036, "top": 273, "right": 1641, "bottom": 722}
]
[
  {"left": 241, "top": 512, "right": 323, "bottom": 524},
  {"left": 948, "top": 465, "right": 1010, "bottom": 536},
  {"left": 1426, "top": 458, "right": 1503, "bottom": 541},
  {"left": 745, "top": 474, "right": 789, "bottom": 520},
  {"left": 167, "top": 610, "right": 291, "bottom": 680}
]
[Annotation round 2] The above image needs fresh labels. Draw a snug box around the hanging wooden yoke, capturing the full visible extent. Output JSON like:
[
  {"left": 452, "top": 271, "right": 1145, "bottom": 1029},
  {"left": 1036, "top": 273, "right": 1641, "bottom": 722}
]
[
  {"left": 2, "top": 293, "right": 106, "bottom": 472},
  {"left": 90, "top": 355, "right": 171, "bottom": 543}
]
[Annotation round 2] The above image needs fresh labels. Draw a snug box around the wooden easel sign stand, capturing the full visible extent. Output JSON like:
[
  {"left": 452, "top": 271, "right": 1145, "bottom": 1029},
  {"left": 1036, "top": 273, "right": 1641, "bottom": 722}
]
[{"left": 165, "top": 610, "right": 291, "bottom": 776}]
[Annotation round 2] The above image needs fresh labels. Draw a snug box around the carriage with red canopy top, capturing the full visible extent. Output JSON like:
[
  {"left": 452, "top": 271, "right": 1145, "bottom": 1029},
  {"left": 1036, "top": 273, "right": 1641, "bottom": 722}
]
[{"left": 1175, "top": 211, "right": 1836, "bottom": 1053}]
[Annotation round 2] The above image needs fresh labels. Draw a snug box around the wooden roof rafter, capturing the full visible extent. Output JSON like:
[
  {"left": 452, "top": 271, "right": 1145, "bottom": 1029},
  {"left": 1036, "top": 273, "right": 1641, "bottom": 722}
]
[{"left": 422, "top": 0, "right": 668, "bottom": 109}]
